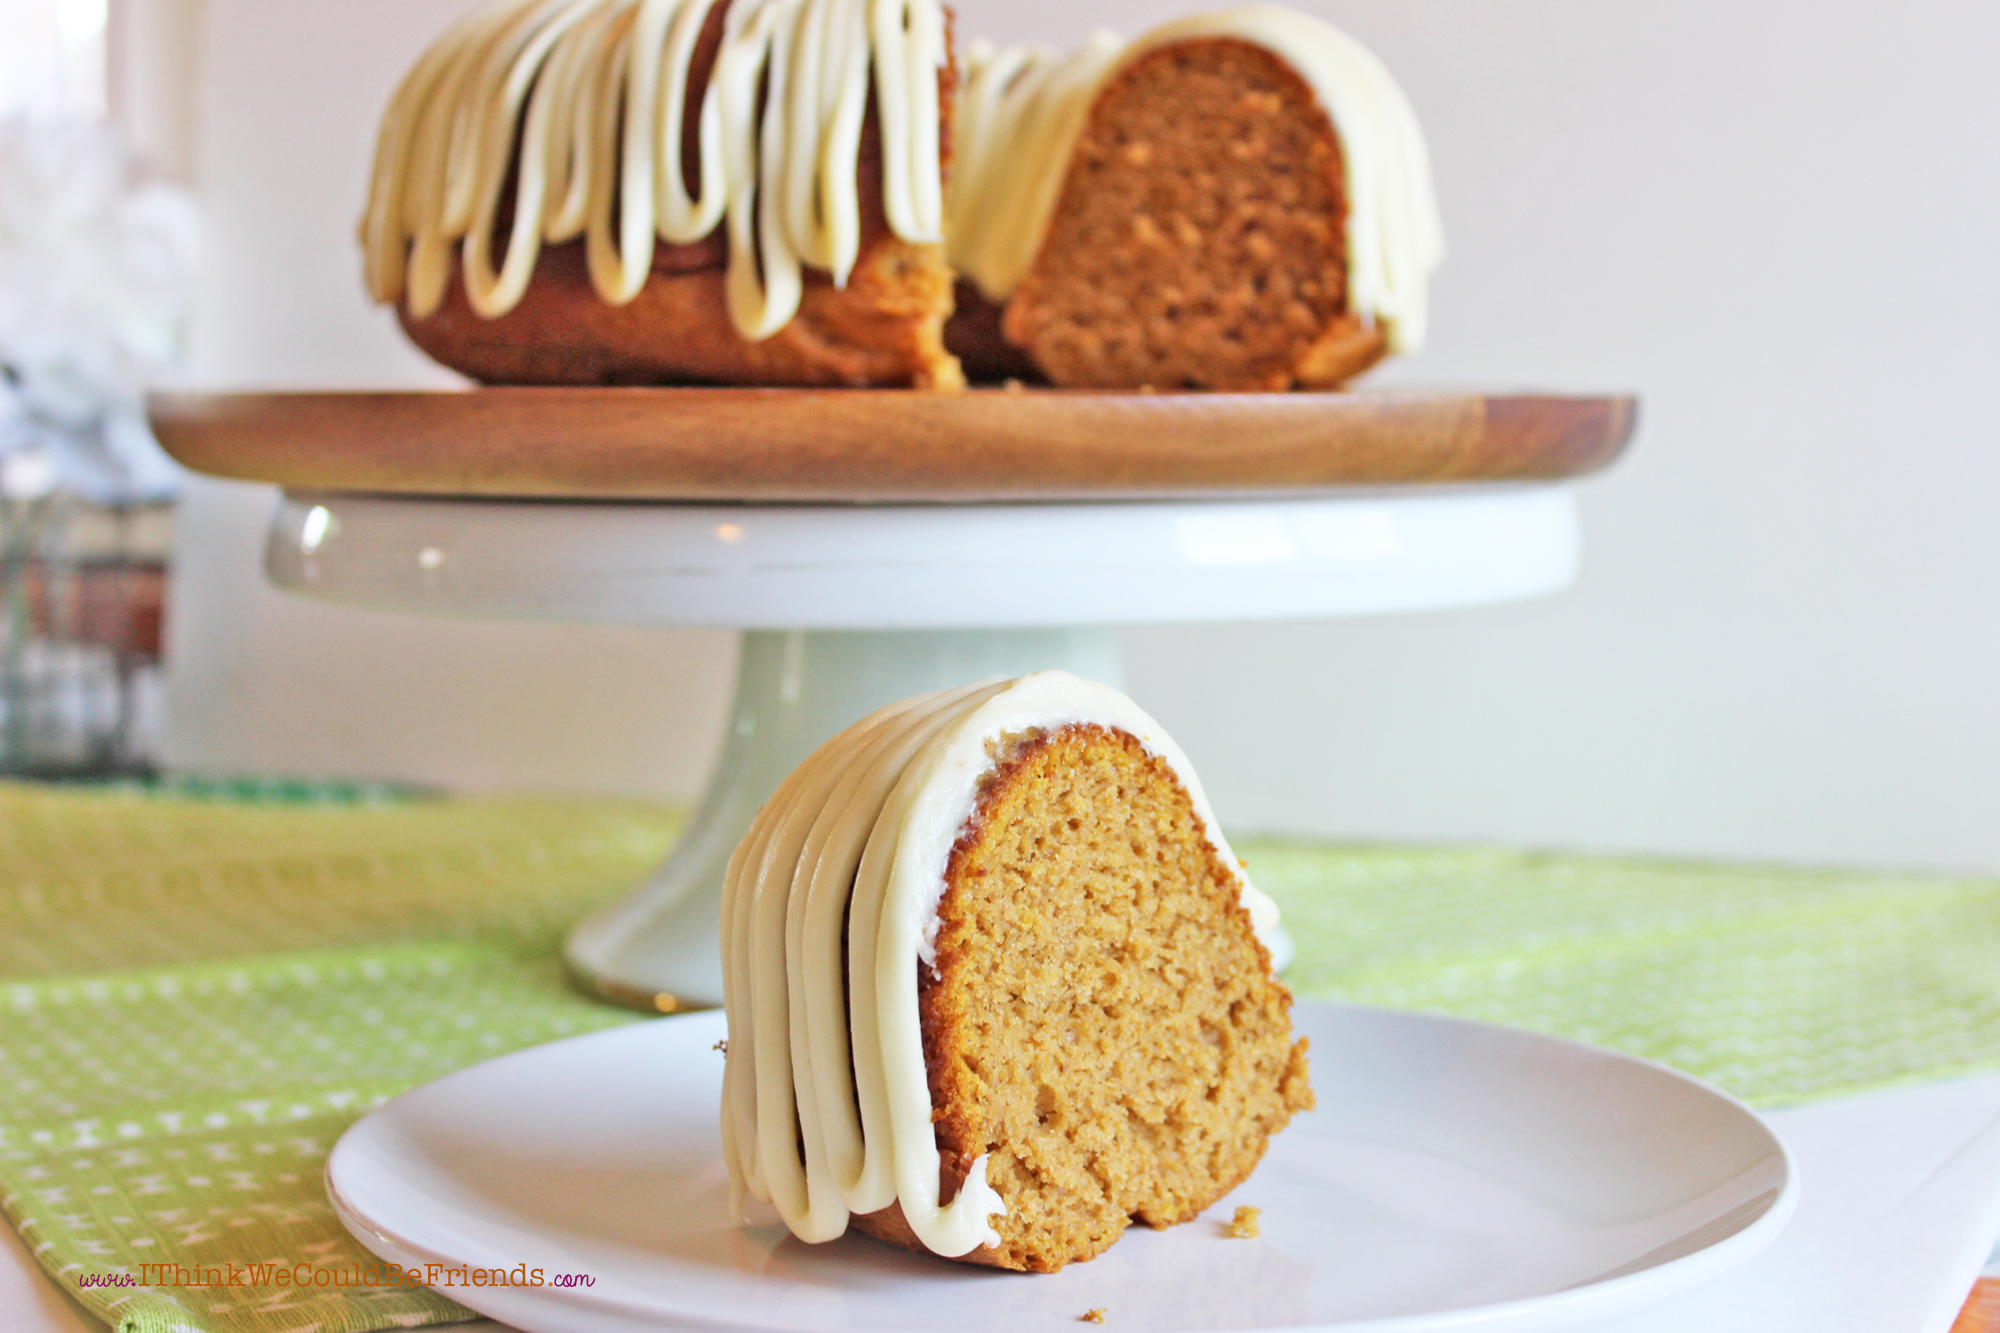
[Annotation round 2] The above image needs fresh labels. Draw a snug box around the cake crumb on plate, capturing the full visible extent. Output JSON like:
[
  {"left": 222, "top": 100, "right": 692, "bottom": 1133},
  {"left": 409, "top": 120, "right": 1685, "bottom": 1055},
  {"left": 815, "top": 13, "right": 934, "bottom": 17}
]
[
  {"left": 1082, "top": 1310, "right": 1107, "bottom": 1324},
  {"left": 1226, "top": 1205, "right": 1262, "bottom": 1238}
]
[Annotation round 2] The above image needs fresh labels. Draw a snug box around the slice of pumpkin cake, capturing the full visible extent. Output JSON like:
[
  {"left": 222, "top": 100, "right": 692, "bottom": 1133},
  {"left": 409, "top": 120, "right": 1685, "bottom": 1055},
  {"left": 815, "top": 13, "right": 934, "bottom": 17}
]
[{"left": 721, "top": 672, "right": 1311, "bottom": 1272}]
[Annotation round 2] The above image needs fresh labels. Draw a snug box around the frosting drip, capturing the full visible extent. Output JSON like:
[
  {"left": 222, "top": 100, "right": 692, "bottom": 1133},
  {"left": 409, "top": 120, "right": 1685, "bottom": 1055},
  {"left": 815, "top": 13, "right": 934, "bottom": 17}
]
[
  {"left": 948, "top": 4, "right": 1444, "bottom": 353},
  {"left": 360, "top": 0, "right": 946, "bottom": 342},
  {"left": 944, "top": 32, "right": 1124, "bottom": 316},
  {"left": 719, "top": 671, "right": 1281, "bottom": 1257}
]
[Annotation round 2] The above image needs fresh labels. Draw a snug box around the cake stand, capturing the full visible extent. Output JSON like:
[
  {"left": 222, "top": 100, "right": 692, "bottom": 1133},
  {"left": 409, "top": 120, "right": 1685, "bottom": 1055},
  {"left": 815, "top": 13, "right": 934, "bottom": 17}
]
[{"left": 152, "top": 387, "right": 1633, "bottom": 1012}]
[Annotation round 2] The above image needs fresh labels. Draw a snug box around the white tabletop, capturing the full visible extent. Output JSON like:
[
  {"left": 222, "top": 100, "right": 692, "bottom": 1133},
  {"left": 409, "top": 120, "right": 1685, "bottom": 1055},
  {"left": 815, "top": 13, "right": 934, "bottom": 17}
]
[{"left": 8, "top": 1071, "right": 1998, "bottom": 1333}]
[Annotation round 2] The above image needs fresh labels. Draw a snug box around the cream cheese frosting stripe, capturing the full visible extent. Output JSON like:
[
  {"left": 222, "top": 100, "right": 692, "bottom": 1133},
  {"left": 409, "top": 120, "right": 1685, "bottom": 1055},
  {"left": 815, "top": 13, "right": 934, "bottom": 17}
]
[
  {"left": 721, "top": 671, "right": 1282, "bottom": 1257},
  {"left": 943, "top": 32, "right": 1124, "bottom": 315},
  {"left": 947, "top": 4, "right": 1445, "bottom": 353},
  {"left": 360, "top": 0, "right": 946, "bottom": 341}
]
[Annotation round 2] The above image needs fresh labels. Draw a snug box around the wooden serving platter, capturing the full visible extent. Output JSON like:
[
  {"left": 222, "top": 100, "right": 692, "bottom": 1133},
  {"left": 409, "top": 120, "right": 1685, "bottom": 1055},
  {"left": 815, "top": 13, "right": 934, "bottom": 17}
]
[{"left": 149, "top": 387, "right": 1634, "bottom": 503}]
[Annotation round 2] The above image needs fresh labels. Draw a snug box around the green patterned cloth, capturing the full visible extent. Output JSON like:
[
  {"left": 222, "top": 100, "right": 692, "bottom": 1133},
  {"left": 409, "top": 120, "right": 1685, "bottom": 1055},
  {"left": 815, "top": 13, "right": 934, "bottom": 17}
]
[
  {"left": 3, "top": 782, "right": 2000, "bottom": 1332},
  {"left": 0, "top": 783, "right": 678, "bottom": 1333},
  {"left": 1255, "top": 842, "right": 2000, "bottom": 1105}
]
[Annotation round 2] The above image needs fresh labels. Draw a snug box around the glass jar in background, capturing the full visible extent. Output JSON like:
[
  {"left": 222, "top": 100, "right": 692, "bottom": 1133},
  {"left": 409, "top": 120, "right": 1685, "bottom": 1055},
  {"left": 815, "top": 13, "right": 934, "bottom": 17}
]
[
  {"left": 0, "top": 109, "right": 199, "bottom": 777},
  {"left": 0, "top": 487, "right": 170, "bottom": 777}
]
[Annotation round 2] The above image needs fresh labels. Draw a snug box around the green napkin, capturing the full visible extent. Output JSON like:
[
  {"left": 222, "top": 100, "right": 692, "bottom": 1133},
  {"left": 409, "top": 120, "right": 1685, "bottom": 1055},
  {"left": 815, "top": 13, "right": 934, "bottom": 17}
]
[
  {"left": 1, "top": 941, "right": 636, "bottom": 1333},
  {"left": 5, "top": 782, "right": 2000, "bottom": 1333},
  {"left": 0, "top": 782, "right": 677, "bottom": 1333}
]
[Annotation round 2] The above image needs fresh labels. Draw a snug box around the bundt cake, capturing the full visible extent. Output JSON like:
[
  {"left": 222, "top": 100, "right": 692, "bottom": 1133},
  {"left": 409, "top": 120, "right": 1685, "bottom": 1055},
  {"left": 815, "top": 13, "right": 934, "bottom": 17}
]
[
  {"left": 719, "top": 672, "right": 1312, "bottom": 1272},
  {"left": 360, "top": 1, "right": 1442, "bottom": 391}
]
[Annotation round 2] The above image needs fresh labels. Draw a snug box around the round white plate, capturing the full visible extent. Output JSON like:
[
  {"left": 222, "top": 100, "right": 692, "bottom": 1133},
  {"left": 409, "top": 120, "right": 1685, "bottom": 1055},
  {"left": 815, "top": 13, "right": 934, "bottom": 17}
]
[{"left": 326, "top": 1003, "right": 1794, "bottom": 1333}]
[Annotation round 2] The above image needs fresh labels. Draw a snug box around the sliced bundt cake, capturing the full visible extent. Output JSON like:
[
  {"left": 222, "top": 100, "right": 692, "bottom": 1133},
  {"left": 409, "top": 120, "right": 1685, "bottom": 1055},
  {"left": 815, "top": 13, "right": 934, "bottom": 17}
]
[
  {"left": 362, "top": 2, "right": 1440, "bottom": 391},
  {"left": 721, "top": 672, "right": 1311, "bottom": 1272}
]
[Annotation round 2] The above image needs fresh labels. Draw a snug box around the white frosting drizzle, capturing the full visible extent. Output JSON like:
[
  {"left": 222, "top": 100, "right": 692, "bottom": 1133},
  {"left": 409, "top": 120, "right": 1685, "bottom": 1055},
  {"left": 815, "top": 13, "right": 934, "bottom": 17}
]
[
  {"left": 360, "top": 0, "right": 947, "bottom": 342},
  {"left": 947, "top": 4, "right": 1444, "bottom": 353},
  {"left": 720, "top": 671, "right": 1281, "bottom": 1257},
  {"left": 943, "top": 33, "right": 1124, "bottom": 316}
]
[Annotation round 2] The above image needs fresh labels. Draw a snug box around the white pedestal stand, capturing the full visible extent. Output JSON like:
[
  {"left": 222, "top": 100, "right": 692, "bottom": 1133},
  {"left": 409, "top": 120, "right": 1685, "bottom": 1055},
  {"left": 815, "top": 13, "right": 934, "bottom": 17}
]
[{"left": 264, "top": 485, "right": 1581, "bottom": 1009}]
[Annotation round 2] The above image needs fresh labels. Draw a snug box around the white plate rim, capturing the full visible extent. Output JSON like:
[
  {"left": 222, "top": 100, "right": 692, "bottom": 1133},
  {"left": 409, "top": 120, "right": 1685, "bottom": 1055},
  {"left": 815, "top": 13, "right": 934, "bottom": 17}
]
[{"left": 326, "top": 1002, "right": 1799, "bottom": 1333}]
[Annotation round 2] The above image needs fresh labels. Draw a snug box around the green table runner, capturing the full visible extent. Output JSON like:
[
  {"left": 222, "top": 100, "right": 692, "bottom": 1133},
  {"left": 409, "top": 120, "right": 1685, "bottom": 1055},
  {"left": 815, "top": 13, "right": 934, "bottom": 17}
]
[
  {"left": 1, "top": 783, "right": 679, "bottom": 1333},
  {"left": 5, "top": 782, "right": 2000, "bottom": 1333}
]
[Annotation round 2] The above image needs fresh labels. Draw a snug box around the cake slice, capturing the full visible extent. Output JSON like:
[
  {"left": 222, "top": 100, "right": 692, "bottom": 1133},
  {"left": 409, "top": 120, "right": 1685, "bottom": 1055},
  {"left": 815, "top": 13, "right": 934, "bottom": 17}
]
[
  {"left": 947, "top": 7, "right": 1444, "bottom": 389},
  {"left": 721, "top": 672, "right": 1311, "bottom": 1272}
]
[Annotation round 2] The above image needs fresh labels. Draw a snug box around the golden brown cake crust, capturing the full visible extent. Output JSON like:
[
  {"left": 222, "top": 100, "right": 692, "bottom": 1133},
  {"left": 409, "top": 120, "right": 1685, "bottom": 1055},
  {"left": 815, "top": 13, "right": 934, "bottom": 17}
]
[
  {"left": 398, "top": 231, "right": 962, "bottom": 388},
  {"left": 997, "top": 37, "right": 1387, "bottom": 390},
  {"left": 391, "top": 4, "right": 963, "bottom": 389},
  {"left": 854, "top": 724, "right": 1312, "bottom": 1273}
]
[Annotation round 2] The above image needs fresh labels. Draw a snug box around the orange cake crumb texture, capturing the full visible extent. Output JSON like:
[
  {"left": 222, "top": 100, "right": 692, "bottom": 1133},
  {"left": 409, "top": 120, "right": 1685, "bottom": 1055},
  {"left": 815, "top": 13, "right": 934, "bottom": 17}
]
[
  {"left": 863, "top": 724, "right": 1312, "bottom": 1272},
  {"left": 1226, "top": 1204, "right": 1262, "bottom": 1238},
  {"left": 1002, "top": 38, "right": 1385, "bottom": 391}
]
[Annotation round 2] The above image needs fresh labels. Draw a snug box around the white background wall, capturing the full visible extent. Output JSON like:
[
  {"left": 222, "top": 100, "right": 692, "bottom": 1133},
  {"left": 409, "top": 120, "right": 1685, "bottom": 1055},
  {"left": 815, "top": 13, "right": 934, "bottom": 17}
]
[{"left": 158, "top": 0, "right": 2000, "bottom": 870}]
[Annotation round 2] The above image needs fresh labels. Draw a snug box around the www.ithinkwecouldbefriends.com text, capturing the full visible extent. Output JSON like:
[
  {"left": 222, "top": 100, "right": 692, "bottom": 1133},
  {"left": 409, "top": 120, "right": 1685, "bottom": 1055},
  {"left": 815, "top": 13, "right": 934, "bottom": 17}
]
[{"left": 77, "top": 1262, "right": 594, "bottom": 1290}]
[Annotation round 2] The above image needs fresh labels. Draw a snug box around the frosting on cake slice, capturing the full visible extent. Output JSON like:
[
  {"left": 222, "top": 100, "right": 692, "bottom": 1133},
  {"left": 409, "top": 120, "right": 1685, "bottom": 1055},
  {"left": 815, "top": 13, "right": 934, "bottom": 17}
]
[{"left": 721, "top": 671, "right": 1310, "bottom": 1272}]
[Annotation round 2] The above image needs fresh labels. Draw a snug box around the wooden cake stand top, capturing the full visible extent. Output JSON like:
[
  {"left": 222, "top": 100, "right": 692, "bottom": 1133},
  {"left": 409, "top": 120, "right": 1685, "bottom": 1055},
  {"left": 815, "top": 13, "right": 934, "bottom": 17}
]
[{"left": 150, "top": 387, "right": 1635, "bottom": 504}]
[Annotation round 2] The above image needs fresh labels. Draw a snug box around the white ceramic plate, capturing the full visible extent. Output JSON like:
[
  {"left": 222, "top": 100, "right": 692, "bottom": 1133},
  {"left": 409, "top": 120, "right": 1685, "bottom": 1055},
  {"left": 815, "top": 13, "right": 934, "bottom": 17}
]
[{"left": 326, "top": 1003, "right": 1794, "bottom": 1333}]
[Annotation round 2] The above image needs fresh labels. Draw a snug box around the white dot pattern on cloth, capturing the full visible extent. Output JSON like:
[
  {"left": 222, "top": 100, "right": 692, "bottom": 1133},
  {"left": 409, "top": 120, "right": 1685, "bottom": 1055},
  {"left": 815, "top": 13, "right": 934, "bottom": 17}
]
[
  {"left": 1253, "top": 841, "right": 2000, "bottom": 1107},
  {"left": 0, "top": 784, "right": 678, "bottom": 1333},
  {"left": 1, "top": 942, "right": 639, "bottom": 1333}
]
